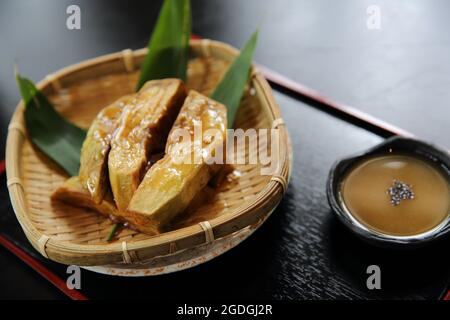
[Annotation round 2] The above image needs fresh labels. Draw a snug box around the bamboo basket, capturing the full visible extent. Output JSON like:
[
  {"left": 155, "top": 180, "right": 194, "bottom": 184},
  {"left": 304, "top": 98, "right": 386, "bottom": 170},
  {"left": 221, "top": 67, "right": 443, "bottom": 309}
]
[{"left": 6, "top": 39, "right": 292, "bottom": 274}]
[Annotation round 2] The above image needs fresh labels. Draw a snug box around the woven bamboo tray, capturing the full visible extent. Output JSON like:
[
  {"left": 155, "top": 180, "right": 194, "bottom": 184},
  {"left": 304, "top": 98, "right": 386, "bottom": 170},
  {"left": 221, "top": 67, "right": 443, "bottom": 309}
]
[{"left": 6, "top": 39, "right": 292, "bottom": 274}]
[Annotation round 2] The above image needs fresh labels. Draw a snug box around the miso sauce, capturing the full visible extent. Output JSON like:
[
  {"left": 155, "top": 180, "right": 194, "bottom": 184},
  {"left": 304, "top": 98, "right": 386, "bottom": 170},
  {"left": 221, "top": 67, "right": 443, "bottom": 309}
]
[{"left": 341, "top": 154, "right": 450, "bottom": 236}]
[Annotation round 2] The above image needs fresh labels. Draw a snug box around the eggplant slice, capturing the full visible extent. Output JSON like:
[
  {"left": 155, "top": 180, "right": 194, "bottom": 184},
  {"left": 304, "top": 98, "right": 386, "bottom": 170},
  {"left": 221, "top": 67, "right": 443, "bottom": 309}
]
[
  {"left": 51, "top": 176, "right": 118, "bottom": 219},
  {"left": 108, "top": 79, "right": 187, "bottom": 211},
  {"left": 79, "top": 95, "right": 131, "bottom": 204},
  {"left": 127, "top": 90, "right": 227, "bottom": 234}
]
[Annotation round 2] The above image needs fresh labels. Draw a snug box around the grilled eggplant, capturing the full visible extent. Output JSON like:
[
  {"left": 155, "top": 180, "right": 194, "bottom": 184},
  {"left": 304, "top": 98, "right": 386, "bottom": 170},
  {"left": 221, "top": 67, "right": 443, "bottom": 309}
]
[
  {"left": 126, "top": 90, "right": 227, "bottom": 234},
  {"left": 108, "top": 79, "right": 187, "bottom": 211},
  {"left": 79, "top": 95, "right": 131, "bottom": 204}
]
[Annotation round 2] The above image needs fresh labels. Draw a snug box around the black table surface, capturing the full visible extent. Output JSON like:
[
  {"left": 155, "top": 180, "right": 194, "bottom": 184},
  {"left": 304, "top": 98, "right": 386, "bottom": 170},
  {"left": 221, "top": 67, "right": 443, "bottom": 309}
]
[{"left": 0, "top": 0, "right": 449, "bottom": 300}]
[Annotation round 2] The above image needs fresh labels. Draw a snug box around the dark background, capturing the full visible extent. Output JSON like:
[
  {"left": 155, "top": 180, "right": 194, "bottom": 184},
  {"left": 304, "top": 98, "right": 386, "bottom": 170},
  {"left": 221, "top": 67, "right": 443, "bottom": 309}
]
[{"left": 0, "top": 0, "right": 449, "bottom": 299}]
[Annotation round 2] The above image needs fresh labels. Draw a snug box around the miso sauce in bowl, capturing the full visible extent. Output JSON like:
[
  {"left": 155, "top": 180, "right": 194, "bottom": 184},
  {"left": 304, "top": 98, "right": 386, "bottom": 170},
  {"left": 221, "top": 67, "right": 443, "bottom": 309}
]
[
  {"left": 341, "top": 154, "right": 450, "bottom": 236},
  {"left": 327, "top": 136, "right": 450, "bottom": 247}
]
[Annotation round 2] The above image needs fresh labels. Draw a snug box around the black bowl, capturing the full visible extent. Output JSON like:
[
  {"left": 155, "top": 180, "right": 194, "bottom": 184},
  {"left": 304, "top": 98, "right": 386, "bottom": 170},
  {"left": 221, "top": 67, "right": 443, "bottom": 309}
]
[{"left": 327, "top": 136, "right": 450, "bottom": 248}]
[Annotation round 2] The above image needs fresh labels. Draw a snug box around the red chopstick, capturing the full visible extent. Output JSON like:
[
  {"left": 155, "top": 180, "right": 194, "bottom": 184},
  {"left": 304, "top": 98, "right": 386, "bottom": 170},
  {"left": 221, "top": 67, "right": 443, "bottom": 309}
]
[
  {"left": 444, "top": 289, "right": 450, "bottom": 300},
  {"left": 255, "top": 64, "right": 414, "bottom": 138},
  {"left": 0, "top": 159, "right": 5, "bottom": 174},
  {"left": 0, "top": 234, "right": 88, "bottom": 300},
  {"left": 0, "top": 159, "right": 87, "bottom": 300}
]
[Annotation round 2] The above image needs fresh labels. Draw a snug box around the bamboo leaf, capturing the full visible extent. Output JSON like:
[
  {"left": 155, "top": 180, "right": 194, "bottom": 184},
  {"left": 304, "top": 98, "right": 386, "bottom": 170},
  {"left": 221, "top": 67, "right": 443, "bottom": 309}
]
[
  {"left": 136, "top": 0, "right": 191, "bottom": 90},
  {"left": 106, "top": 223, "right": 120, "bottom": 242},
  {"left": 16, "top": 73, "right": 86, "bottom": 176},
  {"left": 210, "top": 30, "right": 258, "bottom": 128}
]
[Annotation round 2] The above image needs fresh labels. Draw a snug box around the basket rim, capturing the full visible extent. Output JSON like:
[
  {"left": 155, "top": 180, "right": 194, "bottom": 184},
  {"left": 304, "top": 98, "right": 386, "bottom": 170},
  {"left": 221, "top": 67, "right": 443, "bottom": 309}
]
[{"left": 6, "top": 39, "right": 292, "bottom": 265}]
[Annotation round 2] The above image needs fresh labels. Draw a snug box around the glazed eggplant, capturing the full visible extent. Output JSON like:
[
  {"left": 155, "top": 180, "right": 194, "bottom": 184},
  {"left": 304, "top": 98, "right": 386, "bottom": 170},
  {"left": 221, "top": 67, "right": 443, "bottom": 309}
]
[
  {"left": 51, "top": 176, "right": 118, "bottom": 218},
  {"left": 78, "top": 95, "right": 131, "bottom": 204},
  {"left": 126, "top": 90, "right": 227, "bottom": 234},
  {"left": 108, "top": 79, "right": 187, "bottom": 211}
]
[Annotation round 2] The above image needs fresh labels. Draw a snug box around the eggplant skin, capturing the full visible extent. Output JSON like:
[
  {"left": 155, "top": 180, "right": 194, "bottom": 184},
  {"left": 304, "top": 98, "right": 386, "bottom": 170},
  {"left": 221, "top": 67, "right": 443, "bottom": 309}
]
[
  {"left": 78, "top": 95, "right": 131, "bottom": 204},
  {"left": 127, "top": 90, "right": 227, "bottom": 234},
  {"left": 51, "top": 176, "right": 118, "bottom": 219},
  {"left": 108, "top": 79, "right": 187, "bottom": 212}
]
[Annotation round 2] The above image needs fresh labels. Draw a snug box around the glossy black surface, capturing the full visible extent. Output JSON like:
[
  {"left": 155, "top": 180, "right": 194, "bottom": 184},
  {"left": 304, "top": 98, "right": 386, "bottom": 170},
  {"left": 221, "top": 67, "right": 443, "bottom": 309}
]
[
  {"left": 0, "top": 0, "right": 449, "bottom": 299},
  {"left": 1, "top": 94, "right": 448, "bottom": 299}
]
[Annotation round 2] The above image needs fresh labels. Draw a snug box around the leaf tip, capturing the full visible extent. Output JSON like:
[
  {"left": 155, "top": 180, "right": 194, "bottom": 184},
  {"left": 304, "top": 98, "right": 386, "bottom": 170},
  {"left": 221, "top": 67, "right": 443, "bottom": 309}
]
[{"left": 14, "top": 63, "right": 22, "bottom": 87}]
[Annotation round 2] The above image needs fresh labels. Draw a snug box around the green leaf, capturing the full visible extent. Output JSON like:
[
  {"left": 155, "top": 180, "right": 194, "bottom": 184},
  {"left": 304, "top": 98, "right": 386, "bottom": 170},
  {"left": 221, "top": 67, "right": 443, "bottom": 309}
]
[
  {"left": 136, "top": 0, "right": 191, "bottom": 90},
  {"left": 210, "top": 30, "right": 258, "bottom": 128},
  {"left": 16, "top": 73, "right": 86, "bottom": 176},
  {"left": 106, "top": 223, "right": 120, "bottom": 242}
]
